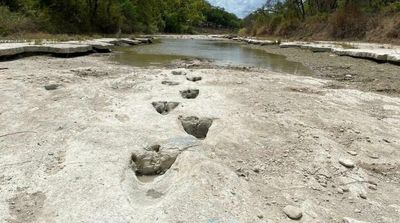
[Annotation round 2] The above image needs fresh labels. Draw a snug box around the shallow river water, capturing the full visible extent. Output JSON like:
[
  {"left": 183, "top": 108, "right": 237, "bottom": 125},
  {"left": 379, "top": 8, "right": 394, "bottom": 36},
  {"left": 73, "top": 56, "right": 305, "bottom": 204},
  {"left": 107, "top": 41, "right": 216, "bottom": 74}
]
[{"left": 113, "top": 38, "right": 312, "bottom": 75}]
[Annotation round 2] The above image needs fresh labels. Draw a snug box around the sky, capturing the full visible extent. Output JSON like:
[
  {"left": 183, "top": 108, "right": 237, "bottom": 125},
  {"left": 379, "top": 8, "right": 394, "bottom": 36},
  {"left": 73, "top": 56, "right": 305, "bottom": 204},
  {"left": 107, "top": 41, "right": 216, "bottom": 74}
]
[{"left": 207, "top": 0, "right": 266, "bottom": 18}]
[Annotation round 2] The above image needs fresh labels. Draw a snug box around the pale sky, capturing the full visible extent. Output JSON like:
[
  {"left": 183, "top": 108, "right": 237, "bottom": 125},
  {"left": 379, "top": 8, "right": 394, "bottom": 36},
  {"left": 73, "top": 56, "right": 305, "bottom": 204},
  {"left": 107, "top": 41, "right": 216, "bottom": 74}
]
[{"left": 207, "top": 0, "right": 266, "bottom": 18}]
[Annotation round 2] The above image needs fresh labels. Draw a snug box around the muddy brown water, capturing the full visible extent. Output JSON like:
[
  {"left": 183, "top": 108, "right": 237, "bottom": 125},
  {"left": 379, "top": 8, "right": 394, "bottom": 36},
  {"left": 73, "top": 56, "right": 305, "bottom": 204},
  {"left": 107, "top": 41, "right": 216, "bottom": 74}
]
[{"left": 112, "top": 38, "right": 312, "bottom": 75}]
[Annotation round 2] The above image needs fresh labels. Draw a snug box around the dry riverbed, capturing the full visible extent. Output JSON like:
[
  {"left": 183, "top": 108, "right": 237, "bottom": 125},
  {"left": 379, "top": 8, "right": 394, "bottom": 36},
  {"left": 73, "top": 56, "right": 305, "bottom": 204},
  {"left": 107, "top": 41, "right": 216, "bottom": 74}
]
[
  {"left": 0, "top": 46, "right": 399, "bottom": 223},
  {"left": 248, "top": 44, "right": 400, "bottom": 96}
]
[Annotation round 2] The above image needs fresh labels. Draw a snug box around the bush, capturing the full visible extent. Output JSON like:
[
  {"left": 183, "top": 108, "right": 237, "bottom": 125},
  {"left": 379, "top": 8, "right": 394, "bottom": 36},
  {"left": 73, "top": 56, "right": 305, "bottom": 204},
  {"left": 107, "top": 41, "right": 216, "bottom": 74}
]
[
  {"left": 255, "top": 26, "right": 267, "bottom": 35},
  {"left": 0, "top": 5, "right": 36, "bottom": 36},
  {"left": 275, "top": 19, "right": 300, "bottom": 36},
  {"left": 238, "top": 28, "right": 247, "bottom": 36},
  {"left": 267, "top": 15, "right": 282, "bottom": 33},
  {"left": 329, "top": 4, "right": 367, "bottom": 39},
  {"left": 386, "top": 20, "right": 400, "bottom": 38},
  {"left": 383, "top": 2, "right": 400, "bottom": 13}
]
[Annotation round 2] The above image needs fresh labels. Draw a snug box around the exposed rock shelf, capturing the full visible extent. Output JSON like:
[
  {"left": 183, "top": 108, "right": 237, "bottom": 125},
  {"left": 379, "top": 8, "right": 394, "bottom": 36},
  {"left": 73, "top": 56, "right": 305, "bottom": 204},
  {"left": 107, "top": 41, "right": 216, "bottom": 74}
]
[
  {"left": 231, "top": 37, "right": 276, "bottom": 46},
  {"left": 222, "top": 35, "right": 400, "bottom": 65},
  {"left": 0, "top": 37, "right": 152, "bottom": 59},
  {"left": 279, "top": 41, "right": 400, "bottom": 64}
]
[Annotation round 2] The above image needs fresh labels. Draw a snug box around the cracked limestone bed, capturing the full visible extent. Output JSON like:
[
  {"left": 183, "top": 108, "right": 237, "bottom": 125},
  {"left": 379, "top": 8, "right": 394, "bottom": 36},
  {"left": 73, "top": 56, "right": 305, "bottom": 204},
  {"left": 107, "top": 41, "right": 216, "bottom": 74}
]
[{"left": 0, "top": 51, "right": 399, "bottom": 223}]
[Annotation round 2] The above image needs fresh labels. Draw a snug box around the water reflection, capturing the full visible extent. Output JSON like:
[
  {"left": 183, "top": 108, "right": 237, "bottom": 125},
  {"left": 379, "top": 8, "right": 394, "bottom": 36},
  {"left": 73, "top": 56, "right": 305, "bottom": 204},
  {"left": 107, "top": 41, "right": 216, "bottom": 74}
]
[{"left": 112, "top": 38, "right": 312, "bottom": 75}]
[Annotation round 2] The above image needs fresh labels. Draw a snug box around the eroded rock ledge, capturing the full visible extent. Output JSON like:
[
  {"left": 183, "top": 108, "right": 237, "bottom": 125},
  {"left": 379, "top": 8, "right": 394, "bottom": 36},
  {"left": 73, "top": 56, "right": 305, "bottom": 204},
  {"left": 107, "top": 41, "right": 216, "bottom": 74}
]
[
  {"left": 223, "top": 35, "right": 400, "bottom": 65},
  {"left": 0, "top": 37, "right": 152, "bottom": 59}
]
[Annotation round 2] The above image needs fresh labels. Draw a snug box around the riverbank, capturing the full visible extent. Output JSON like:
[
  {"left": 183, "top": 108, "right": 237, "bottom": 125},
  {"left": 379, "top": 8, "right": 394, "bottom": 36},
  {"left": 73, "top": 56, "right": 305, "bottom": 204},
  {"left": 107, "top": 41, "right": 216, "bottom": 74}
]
[
  {"left": 162, "top": 35, "right": 400, "bottom": 96},
  {"left": 246, "top": 44, "right": 400, "bottom": 96},
  {"left": 0, "top": 37, "right": 399, "bottom": 223}
]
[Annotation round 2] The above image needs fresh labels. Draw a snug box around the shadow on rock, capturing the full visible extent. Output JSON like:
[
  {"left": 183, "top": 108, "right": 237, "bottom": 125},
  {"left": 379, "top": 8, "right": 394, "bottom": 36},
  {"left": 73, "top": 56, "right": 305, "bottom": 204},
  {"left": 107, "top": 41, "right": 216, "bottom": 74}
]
[
  {"left": 152, "top": 101, "right": 180, "bottom": 115},
  {"left": 180, "top": 89, "right": 199, "bottom": 99},
  {"left": 178, "top": 116, "right": 213, "bottom": 139}
]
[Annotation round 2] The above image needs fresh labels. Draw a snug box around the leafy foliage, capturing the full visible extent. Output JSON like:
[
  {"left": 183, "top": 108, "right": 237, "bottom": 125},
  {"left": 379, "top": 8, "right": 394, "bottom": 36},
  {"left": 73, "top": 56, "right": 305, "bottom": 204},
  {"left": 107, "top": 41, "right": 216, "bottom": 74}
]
[
  {"left": 0, "top": 0, "right": 240, "bottom": 35},
  {"left": 242, "top": 0, "right": 400, "bottom": 39},
  {"left": 0, "top": 5, "right": 37, "bottom": 36}
]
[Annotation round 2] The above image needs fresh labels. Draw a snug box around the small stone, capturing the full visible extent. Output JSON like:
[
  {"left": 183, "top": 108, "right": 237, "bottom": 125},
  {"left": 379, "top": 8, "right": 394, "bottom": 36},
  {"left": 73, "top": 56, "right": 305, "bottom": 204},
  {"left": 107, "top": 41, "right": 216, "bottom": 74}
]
[
  {"left": 354, "top": 209, "right": 362, "bottom": 213},
  {"left": 283, "top": 205, "right": 303, "bottom": 220},
  {"left": 337, "top": 188, "right": 344, "bottom": 194},
  {"left": 339, "top": 158, "right": 355, "bottom": 168},
  {"left": 161, "top": 80, "right": 180, "bottom": 86},
  {"left": 172, "top": 70, "right": 186, "bottom": 75},
  {"left": 344, "top": 74, "right": 353, "bottom": 80},
  {"left": 367, "top": 153, "right": 379, "bottom": 159},
  {"left": 186, "top": 76, "right": 202, "bottom": 82},
  {"left": 368, "top": 180, "right": 378, "bottom": 186},
  {"left": 368, "top": 184, "right": 377, "bottom": 190},
  {"left": 359, "top": 193, "right": 367, "bottom": 199},
  {"left": 347, "top": 151, "right": 358, "bottom": 156},
  {"left": 343, "top": 217, "right": 369, "bottom": 223},
  {"left": 44, "top": 84, "right": 59, "bottom": 91},
  {"left": 257, "top": 215, "right": 263, "bottom": 219}
]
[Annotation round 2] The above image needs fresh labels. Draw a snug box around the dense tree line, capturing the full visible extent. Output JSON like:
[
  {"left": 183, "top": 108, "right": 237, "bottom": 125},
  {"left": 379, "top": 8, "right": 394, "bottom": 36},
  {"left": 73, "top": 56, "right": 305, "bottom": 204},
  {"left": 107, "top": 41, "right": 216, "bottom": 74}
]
[
  {"left": 242, "top": 0, "right": 400, "bottom": 39},
  {"left": 0, "top": 0, "right": 240, "bottom": 35}
]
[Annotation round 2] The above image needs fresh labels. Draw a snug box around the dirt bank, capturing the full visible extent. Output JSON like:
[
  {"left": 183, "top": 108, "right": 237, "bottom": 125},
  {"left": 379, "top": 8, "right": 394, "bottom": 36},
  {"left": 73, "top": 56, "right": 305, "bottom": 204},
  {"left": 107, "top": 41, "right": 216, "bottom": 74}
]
[
  {"left": 247, "top": 44, "right": 400, "bottom": 96},
  {"left": 0, "top": 50, "right": 399, "bottom": 222}
]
